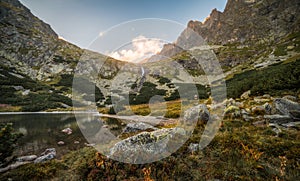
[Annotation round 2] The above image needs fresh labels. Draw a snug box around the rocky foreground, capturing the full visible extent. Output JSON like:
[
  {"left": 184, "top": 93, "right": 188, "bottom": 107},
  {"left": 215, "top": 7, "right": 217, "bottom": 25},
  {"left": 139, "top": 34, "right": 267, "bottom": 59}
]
[{"left": 1, "top": 92, "right": 299, "bottom": 180}]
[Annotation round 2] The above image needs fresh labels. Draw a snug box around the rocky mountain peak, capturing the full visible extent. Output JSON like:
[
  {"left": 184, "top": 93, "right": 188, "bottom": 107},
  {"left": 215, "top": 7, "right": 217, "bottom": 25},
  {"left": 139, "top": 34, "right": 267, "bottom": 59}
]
[
  {"left": 185, "top": 0, "right": 300, "bottom": 45},
  {"left": 0, "top": 0, "right": 57, "bottom": 38},
  {"left": 152, "top": 0, "right": 300, "bottom": 66},
  {"left": 0, "top": 0, "right": 84, "bottom": 80}
]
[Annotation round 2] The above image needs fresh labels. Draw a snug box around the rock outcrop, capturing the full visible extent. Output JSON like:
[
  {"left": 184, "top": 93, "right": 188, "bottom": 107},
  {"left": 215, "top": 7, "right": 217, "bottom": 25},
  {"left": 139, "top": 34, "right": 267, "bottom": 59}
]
[
  {"left": 273, "top": 98, "right": 300, "bottom": 119},
  {"left": 186, "top": 0, "right": 300, "bottom": 45},
  {"left": 122, "top": 122, "right": 157, "bottom": 134},
  {"left": 109, "top": 127, "right": 187, "bottom": 164}
]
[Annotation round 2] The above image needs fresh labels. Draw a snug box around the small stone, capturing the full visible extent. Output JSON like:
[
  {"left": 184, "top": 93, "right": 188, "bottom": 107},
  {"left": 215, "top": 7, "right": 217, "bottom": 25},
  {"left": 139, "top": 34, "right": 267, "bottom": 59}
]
[
  {"left": 224, "top": 105, "right": 241, "bottom": 118},
  {"left": 183, "top": 104, "right": 210, "bottom": 124},
  {"left": 240, "top": 90, "right": 251, "bottom": 100},
  {"left": 252, "top": 120, "right": 266, "bottom": 127},
  {"left": 61, "top": 127, "right": 72, "bottom": 135},
  {"left": 268, "top": 123, "right": 282, "bottom": 135},
  {"left": 253, "top": 97, "right": 270, "bottom": 103},
  {"left": 287, "top": 45, "right": 295, "bottom": 50},
  {"left": 235, "top": 101, "right": 244, "bottom": 108},
  {"left": 102, "top": 125, "right": 109, "bottom": 128},
  {"left": 251, "top": 106, "right": 266, "bottom": 115},
  {"left": 262, "top": 94, "right": 271, "bottom": 99},
  {"left": 243, "top": 114, "right": 254, "bottom": 122},
  {"left": 12, "top": 86, "right": 24, "bottom": 91},
  {"left": 263, "top": 103, "right": 272, "bottom": 114},
  {"left": 188, "top": 143, "right": 199, "bottom": 153},
  {"left": 74, "top": 141, "right": 80, "bottom": 144},
  {"left": 22, "top": 89, "right": 30, "bottom": 96}
]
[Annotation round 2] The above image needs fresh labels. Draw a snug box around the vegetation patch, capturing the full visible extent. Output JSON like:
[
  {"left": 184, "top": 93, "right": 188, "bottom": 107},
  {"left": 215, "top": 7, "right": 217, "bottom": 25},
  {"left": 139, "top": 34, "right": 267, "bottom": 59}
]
[{"left": 224, "top": 59, "right": 300, "bottom": 98}]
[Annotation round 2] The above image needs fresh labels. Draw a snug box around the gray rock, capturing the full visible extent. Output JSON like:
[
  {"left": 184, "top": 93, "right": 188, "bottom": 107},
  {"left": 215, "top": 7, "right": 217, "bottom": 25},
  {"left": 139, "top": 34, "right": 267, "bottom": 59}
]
[
  {"left": 34, "top": 148, "right": 56, "bottom": 163},
  {"left": 226, "top": 98, "right": 236, "bottom": 106},
  {"left": 224, "top": 105, "right": 241, "bottom": 118},
  {"left": 264, "top": 115, "right": 293, "bottom": 124},
  {"left": 252, "top": 120, "right": 266, "bottom": 127},
  {"left": 283, "top": 95, "right": 298, "bottom": 102},
  {"left": 57, "top": 141, "right": 65, "bottom": 145},
  {"left": 109, "top": 128, "right": 187, "bottom": 164},
  {"left": 122, "top": 122, "right": 157, "bottom": 133},
  {"left": 183, "top": 104, "right": 210, "bottom": 125},
  {"left": 262, "top": 94, "right": 271, "bottom": 99},
  {"left": 61, "top": 127, "right": 72, "bottom": 135},
  {"left": 241, "top": 109, "right": 250, "bottom": 116},
  {"left": 240, "top": 90, "right": 251, "bottom": 99},
  {"left": 235, "top": 101, "right": 244, "bottom": 108},
  {"left": 290, "top": 110, "right": 300, "bottom": 119},
  {"left": 21, "top": 89, "right": 30, "bottom": 96},
  {"left": 273, "top": 98, "right": 300, "bottom": 117},
  {"left": 0, "top": 161, "right": 30, "bottom": 173},
  {"left": 281, "top": 122, "right": 300, "bottom": 129},
  {"left": 188, "top": 143, "right": 199, "bottom": 153},
  {"left": 12, "top": 86, "right": 24, "bottom": 91},
  {"left": 264, "top": 103, "right": 272, "bottom": 115},
  {"left": 243, "top": 114, "right": 254, "bottom": 122},
  {"left": 16, "top": 155, "right": 37, "bottom": 162},
  {"left": 251, "top": 106, "right": 266, "bottom": 115}
]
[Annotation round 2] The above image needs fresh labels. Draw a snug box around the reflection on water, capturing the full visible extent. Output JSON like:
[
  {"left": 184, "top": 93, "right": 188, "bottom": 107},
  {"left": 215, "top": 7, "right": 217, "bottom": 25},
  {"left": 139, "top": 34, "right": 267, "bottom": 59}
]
[{"left": 0, "top": 113, "right": 125, "bottom": 158}]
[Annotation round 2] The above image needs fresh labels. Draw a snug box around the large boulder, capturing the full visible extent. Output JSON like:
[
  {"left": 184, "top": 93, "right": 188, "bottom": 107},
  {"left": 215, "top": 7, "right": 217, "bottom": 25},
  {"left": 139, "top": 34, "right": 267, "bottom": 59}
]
[
  {"left": 273, "top": 98, "right": 300, "bottom": 119},
  {"left": 109, "top": 128, "right": 187, "bottom": 164},
  {"left": 122, "top": 122, "right": 157, "bottom": 133}
]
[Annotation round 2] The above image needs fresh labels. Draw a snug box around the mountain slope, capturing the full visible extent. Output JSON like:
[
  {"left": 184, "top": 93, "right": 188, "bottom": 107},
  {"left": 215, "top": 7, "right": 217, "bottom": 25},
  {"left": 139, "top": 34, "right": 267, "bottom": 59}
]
[
  {"left": 0, "top": 0, "right": 127, "bottom": 111},
  {"left": 153, "top": 0, "right": 300, "bottom": 72}
]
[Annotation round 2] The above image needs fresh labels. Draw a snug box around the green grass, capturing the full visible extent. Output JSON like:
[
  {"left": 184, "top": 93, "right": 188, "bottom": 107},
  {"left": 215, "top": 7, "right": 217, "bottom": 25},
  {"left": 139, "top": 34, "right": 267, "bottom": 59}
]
[{"left": 274, "top": 45, "right": 287, "bottom": 56}]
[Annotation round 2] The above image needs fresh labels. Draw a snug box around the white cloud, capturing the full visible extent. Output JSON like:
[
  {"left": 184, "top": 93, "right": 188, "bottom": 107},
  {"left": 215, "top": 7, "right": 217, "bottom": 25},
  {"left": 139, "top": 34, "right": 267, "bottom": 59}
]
[{"left": 109, "top": 36, "right": 163, "bottom": 63}]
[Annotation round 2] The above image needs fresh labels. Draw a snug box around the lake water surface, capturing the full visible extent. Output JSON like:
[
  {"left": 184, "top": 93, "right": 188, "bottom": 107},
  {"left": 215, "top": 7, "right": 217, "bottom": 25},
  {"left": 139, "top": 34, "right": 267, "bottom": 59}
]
[{"left": 0, "top": 113, "right": 125, "bottom": 158}]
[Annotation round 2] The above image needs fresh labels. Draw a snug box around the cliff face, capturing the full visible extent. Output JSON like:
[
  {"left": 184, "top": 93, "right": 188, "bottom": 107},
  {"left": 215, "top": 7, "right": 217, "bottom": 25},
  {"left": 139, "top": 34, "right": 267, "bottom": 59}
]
[
  {"left": 187, "top": 0, "right": 300, "bottom": 44},
  {"left": 0, "top": 0, "right": 85, "bottom": 80}
]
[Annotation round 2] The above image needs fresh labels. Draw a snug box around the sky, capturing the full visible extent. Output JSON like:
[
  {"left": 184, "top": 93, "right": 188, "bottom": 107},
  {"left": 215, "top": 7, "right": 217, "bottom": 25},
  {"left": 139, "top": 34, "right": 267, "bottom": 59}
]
[{"left": 20, "top": 0, "right": 227, "bottom": 62}]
